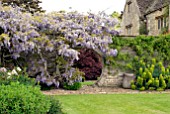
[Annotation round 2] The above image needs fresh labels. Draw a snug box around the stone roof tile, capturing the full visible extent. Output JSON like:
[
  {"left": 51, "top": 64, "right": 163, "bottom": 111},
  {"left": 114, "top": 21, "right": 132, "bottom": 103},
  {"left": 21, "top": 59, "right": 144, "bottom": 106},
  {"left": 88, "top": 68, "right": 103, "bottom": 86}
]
[
  {"left": 136, "top": 0, "right": 155, "bottom": 15},
  {"left": 136, "top": 0, "right": 170, "bottom": 15},
  {"left": 146, "top": 0, "right": 170, "bottom": 14}
]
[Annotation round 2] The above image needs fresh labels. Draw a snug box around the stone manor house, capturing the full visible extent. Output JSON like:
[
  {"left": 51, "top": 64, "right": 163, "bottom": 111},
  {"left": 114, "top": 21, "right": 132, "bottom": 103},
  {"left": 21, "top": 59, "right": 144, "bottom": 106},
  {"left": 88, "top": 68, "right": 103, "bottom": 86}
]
[{"left": 121, "top": 0, "right": 170, "bottom": 36}]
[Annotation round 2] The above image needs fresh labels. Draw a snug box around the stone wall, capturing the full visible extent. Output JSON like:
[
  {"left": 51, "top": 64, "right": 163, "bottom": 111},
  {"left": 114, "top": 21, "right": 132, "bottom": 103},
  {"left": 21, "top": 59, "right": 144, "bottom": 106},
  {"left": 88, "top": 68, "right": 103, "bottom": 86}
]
[
  {"left": 96, "top": 45, "right": 136, "bottom": 88},
  {"left": 121, "top": 0, "right": 141, "bottom": 36},
  {"left": 96, "top": 67, "right": 124, "bottom": 87}
]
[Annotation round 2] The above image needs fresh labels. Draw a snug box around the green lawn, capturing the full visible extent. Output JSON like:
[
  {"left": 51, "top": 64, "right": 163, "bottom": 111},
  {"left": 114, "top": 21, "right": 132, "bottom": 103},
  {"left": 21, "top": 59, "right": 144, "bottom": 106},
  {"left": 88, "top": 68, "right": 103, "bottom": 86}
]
[
  {"left": 56, "top": 94, "right": 170, "bottom": 114},
  {"left": 81, "top": 81, "right": 95, "bottom": 86}
]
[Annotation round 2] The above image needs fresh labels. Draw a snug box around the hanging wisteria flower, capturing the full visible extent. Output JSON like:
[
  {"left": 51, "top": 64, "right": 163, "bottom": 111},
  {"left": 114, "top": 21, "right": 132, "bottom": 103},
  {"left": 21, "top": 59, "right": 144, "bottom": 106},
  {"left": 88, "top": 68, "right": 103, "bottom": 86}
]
[{"left": 110, "top": 49, "right": 118, "bottom": 57}]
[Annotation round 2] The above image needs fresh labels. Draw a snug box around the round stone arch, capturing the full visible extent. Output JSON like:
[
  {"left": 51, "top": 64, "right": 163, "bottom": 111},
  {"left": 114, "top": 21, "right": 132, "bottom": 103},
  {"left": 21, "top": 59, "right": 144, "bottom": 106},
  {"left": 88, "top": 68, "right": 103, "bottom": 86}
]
[{"left": 74, "top": 48, "right": 125, "bottom": 87}]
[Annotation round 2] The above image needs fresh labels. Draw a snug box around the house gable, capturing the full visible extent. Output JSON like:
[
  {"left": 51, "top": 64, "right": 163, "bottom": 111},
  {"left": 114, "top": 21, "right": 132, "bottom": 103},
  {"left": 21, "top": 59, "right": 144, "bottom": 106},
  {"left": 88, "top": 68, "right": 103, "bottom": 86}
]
[
  {"left": 121, "top": 0, "right": 142, "bottom": 36},
  {"left": 136, "top": 0, "right": 154, "bottom": 16},
  {"left": 146, "top": 6, "right": 168, "bottom": 35},
  {"left": 146, "top": 0, "right": 170, "bottom": 14},
  {"left": 145, "top": 0, "right": 170, "bottom": 35},
  {"left": 121, "top": 0, "right": 170, "bottom": 36}
]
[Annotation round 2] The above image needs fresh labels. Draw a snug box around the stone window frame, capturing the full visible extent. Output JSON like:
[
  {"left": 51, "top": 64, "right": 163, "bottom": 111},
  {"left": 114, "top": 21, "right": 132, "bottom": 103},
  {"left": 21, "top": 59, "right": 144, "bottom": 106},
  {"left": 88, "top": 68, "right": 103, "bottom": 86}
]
[
  {"left": 156, "top": 15, "right": 167, "bottom": 30},
  {"left": 126, "top": 24, "right": 132, "bottom": 35},
  {"left": 127, "top": 1, "right": 132, "bottom": 13},
  {"left": 164, "top": 17, "right": 168, "bottom": 27},
  {"left": 158, "top": 19, "right": 161, "bottom": 29}
]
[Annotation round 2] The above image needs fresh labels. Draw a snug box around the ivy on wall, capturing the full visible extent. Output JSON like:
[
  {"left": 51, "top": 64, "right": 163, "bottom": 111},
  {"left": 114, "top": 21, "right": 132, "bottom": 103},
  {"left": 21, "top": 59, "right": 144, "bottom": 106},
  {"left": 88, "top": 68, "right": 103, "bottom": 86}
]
[
  {"left": 109, "top": 35, "right": 170, "bottom": 74},
  {"left": 139, "top": 22, "right": 148, "bottom": 35}
]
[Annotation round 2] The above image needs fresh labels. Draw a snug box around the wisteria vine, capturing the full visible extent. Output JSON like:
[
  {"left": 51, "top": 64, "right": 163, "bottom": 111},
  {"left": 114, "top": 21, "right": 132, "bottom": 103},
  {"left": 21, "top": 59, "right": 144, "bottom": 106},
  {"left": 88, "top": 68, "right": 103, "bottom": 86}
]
[{"left": 0, "top": 4, "right": 119, "bottom": 87}]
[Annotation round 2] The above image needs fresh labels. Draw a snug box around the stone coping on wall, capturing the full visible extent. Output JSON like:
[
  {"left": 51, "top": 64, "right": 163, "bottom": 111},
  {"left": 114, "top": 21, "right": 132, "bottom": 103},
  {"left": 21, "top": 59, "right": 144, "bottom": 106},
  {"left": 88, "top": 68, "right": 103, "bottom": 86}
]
[
  {"left": 95, "top": 67, "right": 136, "bottom": 88},
  {"left": 96, "top": 67, "right": 124, "bottom": 87}
]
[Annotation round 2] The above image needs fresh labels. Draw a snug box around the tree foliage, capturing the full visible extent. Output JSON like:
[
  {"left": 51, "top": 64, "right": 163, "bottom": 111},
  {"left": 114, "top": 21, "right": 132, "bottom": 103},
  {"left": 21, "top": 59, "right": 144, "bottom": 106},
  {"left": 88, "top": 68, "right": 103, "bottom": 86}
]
[
  {"left": 111, "top": 11, "right": 121, "bottom": 20},
  {"left": 110, "top": 11, "right": 121, "bottom": 29},
  {"left": 0, "top": 0, "right": 44, "bottom": 13},
  {"left": 74, "top": 48, "right": 103, "bottom": 80},
  {"left": 0, "top": 5, "right": 118, "bottom": 87}
]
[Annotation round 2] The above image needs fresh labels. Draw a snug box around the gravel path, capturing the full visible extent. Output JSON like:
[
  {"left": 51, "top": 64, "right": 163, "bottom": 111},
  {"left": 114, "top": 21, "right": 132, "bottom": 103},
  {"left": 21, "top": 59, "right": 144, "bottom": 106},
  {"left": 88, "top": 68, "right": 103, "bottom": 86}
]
[{"left": 42, "top": 85, "right": 170, "bottom": 95}]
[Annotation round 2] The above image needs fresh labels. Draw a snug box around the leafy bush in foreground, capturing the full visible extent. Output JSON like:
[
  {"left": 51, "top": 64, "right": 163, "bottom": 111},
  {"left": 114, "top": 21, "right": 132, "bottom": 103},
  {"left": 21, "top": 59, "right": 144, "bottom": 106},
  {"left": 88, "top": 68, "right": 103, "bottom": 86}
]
[
  {"left": 0, "top": 82, "right": 51, "bottom": 114},
  {"left": 48, "top": 97, "right": 64, "bottom": 114},
  {"left": 0, "top": 82, "right": 64, "bottom": 114}
]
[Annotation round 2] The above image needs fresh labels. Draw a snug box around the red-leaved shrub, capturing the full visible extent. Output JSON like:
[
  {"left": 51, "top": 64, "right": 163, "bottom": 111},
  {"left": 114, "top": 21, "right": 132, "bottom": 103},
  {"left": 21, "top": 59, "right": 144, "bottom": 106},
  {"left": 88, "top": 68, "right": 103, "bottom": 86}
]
[{"left": 74, "top": 48, "right": 103, "bottom": 80}]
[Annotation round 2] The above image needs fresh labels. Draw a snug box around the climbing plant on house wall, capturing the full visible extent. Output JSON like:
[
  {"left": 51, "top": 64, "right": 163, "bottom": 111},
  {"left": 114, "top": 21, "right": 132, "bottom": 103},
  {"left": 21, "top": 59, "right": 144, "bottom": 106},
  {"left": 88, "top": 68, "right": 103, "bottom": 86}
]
[{"left": 139, "top": 22, "right": 148, "bottom": 35}]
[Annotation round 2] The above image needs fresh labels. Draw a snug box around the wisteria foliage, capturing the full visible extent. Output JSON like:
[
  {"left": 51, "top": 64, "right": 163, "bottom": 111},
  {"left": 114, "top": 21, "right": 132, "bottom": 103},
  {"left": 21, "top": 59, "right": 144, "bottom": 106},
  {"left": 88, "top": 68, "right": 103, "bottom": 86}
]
[{"left": 0, "top": 5, "right": 118, "bottom": 87}]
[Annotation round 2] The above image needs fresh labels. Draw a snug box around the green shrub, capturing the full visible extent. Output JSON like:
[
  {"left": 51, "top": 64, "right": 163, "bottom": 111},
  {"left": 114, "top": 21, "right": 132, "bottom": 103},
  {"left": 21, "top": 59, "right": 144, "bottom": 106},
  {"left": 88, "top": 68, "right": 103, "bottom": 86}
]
[
  {"left": 161, "top": 26, "right": 168, "bottom": 34},
  {"left": 110, "top": 35, "right": 170, "bottom": 73},
  {"left": 149, "top": 87, "right": 156, "bottom": 90},
  {"left": 131, "top": 60, "right": 170, "bottom": 91},
  {"left": 0, "top": 73, "right": 36, "bottom": 86},
  {"left": 159, "top": 74, "right": 166, "bottom": 89},
  {"left": 154, "top": 78, "right": 160, "bottom": 88},
  {"left": 0, "top": 68, "right": 36, "bottom": 86},
  {"left": 63, "top": 82, "right": 82, "bottom": 90},
  {"left": 136, "top": 77, "right": 143, "bottom": 88},
  {"left": 156, "top": 87, "right": 164, "bottom": 91},
  {"left": 131, "top": 84, "right": 136, "bottom": 90},
  {"left": 0, "top": 82, "right": 51, "bottom": 114},
  {"left": 139, "top": 23, "right": 148, "bottom": 35},
  {"left": 139, "top": 86, "right": 145, "bottom": 91},
  {"left": 166, "top": 77, "right": 170, "bottom": 88},
  {"left": 48, "top": 97, "right": 64, "bottom": 114}
]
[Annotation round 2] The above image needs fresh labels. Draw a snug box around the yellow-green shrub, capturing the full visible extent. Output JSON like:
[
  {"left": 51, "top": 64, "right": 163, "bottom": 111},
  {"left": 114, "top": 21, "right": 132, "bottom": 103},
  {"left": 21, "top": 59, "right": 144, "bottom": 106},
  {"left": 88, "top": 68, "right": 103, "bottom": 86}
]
[{"left": 131, "top": 60, "right": 170, "bottom": 91}]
